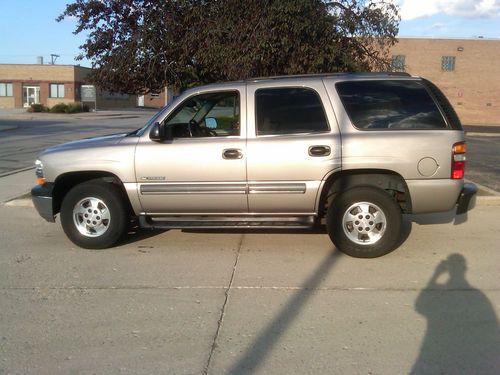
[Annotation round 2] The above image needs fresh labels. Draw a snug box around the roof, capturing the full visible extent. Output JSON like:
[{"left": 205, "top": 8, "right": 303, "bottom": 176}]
[{"left": 246, "top": 72, "right": 412, "bottom": 82}]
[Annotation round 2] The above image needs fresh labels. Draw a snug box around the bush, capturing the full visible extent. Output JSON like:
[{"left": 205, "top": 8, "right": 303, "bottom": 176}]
[
  {"left": 28, "top": 104, "right": 49, "bottom": 113},
  {"left": 50, "top": 102, "right": 90, "bottom": 113},
  {"left": 66, "top": 102, "right": 89, "bottom": 113},
  {"left": 50, "top": 103, "right": 69, "bottom": 113}
]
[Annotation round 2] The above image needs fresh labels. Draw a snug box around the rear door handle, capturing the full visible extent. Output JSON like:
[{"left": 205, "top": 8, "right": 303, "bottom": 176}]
[
  {"left": 308, "top": 145, "right": 331, "bottom": 156},
  {"left": 223, "top": 148, "right": 243, "bottom": 159}
]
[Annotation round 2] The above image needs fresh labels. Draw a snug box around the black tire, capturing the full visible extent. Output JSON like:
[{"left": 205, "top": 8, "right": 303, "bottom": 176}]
[
  {"left": 326, "top": 187, "right": 402, "bottom": 258},
  {"left": 60, "top": 181, "right": 128, "bottom": 249}
]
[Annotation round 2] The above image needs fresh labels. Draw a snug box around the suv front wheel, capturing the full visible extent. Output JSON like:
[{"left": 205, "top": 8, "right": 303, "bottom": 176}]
[
  {"left": 327, "top": 187, "right": 402, "bottom": 258},
  {"left": 60, "top": 181, "right": 128, "bottom": 249}
]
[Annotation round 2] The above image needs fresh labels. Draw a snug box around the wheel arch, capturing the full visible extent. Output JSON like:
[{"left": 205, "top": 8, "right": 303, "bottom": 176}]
[
  {"left": 52, "top": 171, "right": 134, "bottom": 216},
  {"left": 316, "top": 169, "right": 412, "bottom": 218}
]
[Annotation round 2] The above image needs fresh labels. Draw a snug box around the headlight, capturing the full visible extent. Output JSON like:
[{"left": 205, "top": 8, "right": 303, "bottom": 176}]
[{"left": 35, "top": 159, "right": 45, "bottom": 185}]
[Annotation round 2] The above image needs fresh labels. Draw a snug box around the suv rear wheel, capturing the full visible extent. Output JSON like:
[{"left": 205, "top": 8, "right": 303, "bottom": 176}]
[
  {"left": 327, "top": 187, "right": 402, "bottom": 258},
  {"left": 60, "top": 181, "right": 128, "bottom": 249}
]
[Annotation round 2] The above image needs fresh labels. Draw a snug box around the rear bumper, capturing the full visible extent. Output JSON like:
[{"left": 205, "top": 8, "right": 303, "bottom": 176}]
[
  {"left": 456, "top": 182, "right": 477, "bottom": 215},
  {"left": 31, "top": 183, "right": 55, "bottom": 222}
]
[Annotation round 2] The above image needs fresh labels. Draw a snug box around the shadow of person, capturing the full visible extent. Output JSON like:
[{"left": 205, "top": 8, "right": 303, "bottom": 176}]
[{"left": 411, "top": 254, "right": 500, "bottom": 374}]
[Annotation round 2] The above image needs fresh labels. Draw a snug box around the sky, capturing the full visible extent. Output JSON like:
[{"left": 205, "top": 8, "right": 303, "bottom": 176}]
[{"left": 0, "top": 0, "right": 499, "bottom": 67}]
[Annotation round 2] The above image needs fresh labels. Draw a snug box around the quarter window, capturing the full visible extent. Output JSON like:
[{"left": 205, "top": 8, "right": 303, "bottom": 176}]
[
  {"left": 50, "top": 84, "right": 65, "bottom": 98},
  {"left": 0, "top": 83, "right": 13, "bottom": 97},
  {"left": 336, "top": 80, "right": 448, "bottom": 130},
  {"left": 255, "top": 87, "right": 329, "bottom": 135}
]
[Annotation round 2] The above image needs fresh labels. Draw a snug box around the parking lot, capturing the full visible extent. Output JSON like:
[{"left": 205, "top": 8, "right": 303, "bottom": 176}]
[{"left": 0, "top": 112, "right": 499, "bottom": 374}]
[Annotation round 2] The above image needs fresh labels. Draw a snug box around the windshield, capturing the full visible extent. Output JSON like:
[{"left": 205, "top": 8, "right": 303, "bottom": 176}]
[{"left": 129, "top": 105, "right": 172, "bottom": 136}]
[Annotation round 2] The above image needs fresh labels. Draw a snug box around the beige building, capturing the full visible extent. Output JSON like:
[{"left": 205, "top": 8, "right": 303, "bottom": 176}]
[
  {"left": 0, "top": 63, "right": 136, "bottom": 110},
  {"left": 390, "top": 37, "right": 500, "bottom": 125}
]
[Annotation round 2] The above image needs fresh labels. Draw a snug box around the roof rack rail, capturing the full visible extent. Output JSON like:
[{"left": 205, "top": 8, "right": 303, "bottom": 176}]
[{"left": 246, "top": 72, "right": 412, "bottom": 82}]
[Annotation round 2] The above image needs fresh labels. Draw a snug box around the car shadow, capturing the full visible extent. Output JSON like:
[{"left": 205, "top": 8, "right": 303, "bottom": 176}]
[
  {"left": 410, "top": 254, "right": 499, "bottom": 374},
  {"left": 117, "top": 219, "right": 169, "bottom": 246},
  {"left": 123, "top": 216, "right": 414, "bottom": 254}
]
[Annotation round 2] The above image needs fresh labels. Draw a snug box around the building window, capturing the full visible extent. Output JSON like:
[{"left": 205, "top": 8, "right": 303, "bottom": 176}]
[
  {"left": 441, "top": 56, "right": 456, "bottom": 71},
  {"left": 50, "top": 84, "right": 65, "bottom": 98},
  {"left": 391, "top": 55, "right": 406, "bottom": 72},
  {"left": 150, "top": 92, "right": 160, "bottom": 97},
  {"left": 0, "top": 83, "right": 13, "bottom": 97}
]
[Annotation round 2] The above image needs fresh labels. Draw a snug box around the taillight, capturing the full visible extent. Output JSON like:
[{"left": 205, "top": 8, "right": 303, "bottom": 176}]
[{"left": 451, "top": 142, "right": 466, "bottom": 179}]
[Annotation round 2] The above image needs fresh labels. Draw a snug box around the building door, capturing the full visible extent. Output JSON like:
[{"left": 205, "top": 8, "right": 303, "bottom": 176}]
[
  {"left": 137, "top": 95, "right": 145, "bottom": 107},
  {"left": 23, "top": 86, "right": 40, "bottom": 107}
]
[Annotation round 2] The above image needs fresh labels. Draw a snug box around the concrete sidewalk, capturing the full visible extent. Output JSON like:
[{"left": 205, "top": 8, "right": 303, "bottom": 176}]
[{"left": 0, "top": 168, "right": 34, "bottom": 203}]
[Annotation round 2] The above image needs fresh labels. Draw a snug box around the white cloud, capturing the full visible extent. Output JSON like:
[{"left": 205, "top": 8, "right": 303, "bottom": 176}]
[{"left": 396, "top": 0, "right": 500, "bottom": 20}]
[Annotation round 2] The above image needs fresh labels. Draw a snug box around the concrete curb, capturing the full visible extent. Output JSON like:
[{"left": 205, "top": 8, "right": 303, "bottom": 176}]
[
  {"left": 0, "top": 125, "right": 18, "bottom": 132},
  {"left": 466, "top": 132, "right": 500, "bottom": 137},
  {"left": 0, "top": 166, "right": 34, "bottom": 178}
]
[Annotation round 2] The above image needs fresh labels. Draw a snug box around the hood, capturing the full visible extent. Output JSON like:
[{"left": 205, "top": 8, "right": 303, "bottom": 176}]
[{"left": 41, "top": 132, "right": 128, "bottom": 155}]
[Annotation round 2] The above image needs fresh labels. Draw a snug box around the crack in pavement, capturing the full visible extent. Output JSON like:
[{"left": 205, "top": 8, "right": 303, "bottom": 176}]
[{"left": 203, "top": 233, "right": 244, "bottom": 375}]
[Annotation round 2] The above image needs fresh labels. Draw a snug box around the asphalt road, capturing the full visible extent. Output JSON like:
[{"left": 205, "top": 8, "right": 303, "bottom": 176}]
[
  {"left": 465, "top": 134, "right": 500, "bottom": 191},
  {"left": 0, "top": 204, "right": 498, "bottom": 374},
  {"left": 0, "top": 111, "right": 155, "bottom": 175}
]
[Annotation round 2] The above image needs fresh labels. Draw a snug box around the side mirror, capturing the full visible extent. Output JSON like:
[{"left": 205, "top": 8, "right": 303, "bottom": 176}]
[
  {"left": 205, "top": 117, "right": 218, "bottom": 129},
  {"left": 149, "top": 122, "right": 172, "bottom": 142}
]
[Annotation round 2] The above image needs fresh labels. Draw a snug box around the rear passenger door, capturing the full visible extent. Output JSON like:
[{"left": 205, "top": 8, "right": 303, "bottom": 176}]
[{"left": 246, "top": 81, "right": 341, "bottom": 214}]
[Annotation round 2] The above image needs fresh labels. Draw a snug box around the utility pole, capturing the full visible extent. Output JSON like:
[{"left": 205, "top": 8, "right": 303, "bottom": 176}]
[{"left": 50, "top": 54, "right": 60, "bottom": 65}]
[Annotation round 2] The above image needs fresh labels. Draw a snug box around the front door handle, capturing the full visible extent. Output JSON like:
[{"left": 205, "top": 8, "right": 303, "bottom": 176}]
[
  {"left": 223, "top": 148, "right": 243, "bottom": 159},
  {"left": 309, "top": 145, "right": 331, "bottom": 157}
]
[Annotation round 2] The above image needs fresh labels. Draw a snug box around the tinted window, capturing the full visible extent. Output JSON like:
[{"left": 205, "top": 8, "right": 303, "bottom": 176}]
[
  {"left": 336, "top": 80, "right": 448, "bottom": 130},
  {"left": 166, "top": 91, "right": 240, "bottom": 137},
  {"left": 422, "top": 79, "right": 462, "bottom": 130},
  {"left": 256, "top": 88, "right": 329, "bottom": 135}
]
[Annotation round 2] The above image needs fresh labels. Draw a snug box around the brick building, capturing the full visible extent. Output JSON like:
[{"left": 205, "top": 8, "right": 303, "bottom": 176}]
[
  {"left": 389, "top": 37, "right": 500, "bottom": 125},
  {"left": 0, "top": 63, "right": 136, "bottom": 109},
  {"left": 137, "top": 87, "right": 177, "bottom": 108}
]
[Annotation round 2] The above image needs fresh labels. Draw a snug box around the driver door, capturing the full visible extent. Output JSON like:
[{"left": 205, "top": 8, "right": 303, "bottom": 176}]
[{"left": 135, "top": 86, "right": 248, "bottom": 214}]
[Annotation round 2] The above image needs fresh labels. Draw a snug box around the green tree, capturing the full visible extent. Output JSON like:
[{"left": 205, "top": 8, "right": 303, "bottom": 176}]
[{"left": 58, "top": 0, "right": 400, "bottom": 93}]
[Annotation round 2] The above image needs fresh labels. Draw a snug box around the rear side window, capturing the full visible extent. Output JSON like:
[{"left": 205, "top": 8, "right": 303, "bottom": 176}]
[
  {"left": 256, "top": 87, "right": 329, "bottom": 135},
  {"left": 336, "top": 80, "right": 448, "bottom": 130}
]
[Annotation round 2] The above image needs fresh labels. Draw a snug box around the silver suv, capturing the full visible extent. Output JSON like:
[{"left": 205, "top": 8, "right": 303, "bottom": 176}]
[{"left": 32, "top": 73, "right": 477, "bottom": 258}]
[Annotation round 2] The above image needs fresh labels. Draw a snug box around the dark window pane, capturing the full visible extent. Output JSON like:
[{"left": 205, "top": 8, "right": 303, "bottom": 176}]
[
  {"left": 166, "top": 91, "right": 240, "bottom": 137},
  {"left": 336, "top": 80, "right": 448, "bottom": 130},
  {"left": 256, "top": 88, "right": 329, "bottom": 135}
]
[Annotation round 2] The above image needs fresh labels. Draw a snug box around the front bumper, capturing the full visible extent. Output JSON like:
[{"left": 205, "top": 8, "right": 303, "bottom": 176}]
[
  {"left": 456, "top": 182, "right": 477, "bottom": 215},
  {"left": 31, "top": 183, "right": 55, "bottom": 222}
]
